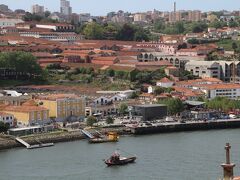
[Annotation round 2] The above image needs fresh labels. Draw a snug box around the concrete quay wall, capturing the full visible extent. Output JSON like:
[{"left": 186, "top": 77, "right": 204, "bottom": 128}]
[{"left": 132, "top": 120, "right": 240, "bottom": 135}]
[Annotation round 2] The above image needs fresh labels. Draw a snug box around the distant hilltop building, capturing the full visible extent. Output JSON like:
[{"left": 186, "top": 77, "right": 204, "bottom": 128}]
[
  {"left": 187, "top": 10, "right": 201, "bottom": 22},
  {"left": 60, "top": 0, "right": 72, "bottom": 16},
  {"left": 0, "top": 4, "right": 9, "bottom": 12},
  {"left": 31, "top": 4, "right": 44, "bottom": 14}
]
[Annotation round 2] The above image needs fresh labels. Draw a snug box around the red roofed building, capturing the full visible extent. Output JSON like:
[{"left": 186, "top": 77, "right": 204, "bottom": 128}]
[
  {"left": 91, "top": 56, "right": 119, "bottom": 65},
  {"left": 156, "top": 77, "right": 174, "bottom": 88}
]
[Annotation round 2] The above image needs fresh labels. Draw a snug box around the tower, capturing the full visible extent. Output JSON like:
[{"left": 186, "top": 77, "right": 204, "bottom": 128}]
[
  {"left": 174, "top": 2, "right": 176, "bottom": 12},
  {"left": 60, "top": 0, "right": 72, "bottom": 16},
  {"left": 221, "top": 143, "right": 235, "bottom": 180}
]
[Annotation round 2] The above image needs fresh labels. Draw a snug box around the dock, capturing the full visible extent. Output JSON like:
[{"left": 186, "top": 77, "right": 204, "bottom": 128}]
[
  {"left": 82, "top": 129, "right": 119, "bottom": 143},
  {"left": 15, "top": 137, "right": 54, "bottom": 149},
  {"left": 131, "top": 119, "right": 240, "bottom": 135},
  {"left": 15, "top": 137, "right": 30, "bottom": 148}
]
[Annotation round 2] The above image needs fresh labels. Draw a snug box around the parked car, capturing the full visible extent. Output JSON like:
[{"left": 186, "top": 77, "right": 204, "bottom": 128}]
[{"left": 229, "top": 114, "right": 237, "bottom": 119}]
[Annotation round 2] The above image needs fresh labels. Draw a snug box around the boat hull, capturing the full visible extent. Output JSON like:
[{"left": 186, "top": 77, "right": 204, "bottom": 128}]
[
  {"left": 105, "top": 156, "right": 136, "bottom": 166},
  {"left": 89, "top": 138, "right": 118, "bottom": 144}
]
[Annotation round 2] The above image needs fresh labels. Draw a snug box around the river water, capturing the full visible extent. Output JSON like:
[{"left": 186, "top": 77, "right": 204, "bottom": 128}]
[{"left": 1, "top": 129, "right": 240, "bottom": 180}]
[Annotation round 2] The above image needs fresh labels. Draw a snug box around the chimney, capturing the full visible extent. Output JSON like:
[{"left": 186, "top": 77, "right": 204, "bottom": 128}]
[{"left": 221, "top": 143, "right": 235, "bottom": 180}]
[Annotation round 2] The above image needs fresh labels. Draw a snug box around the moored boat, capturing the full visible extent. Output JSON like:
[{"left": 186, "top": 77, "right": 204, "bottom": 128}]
[{"left": 104, "top": 151, "right": 137, "bottom": 166}]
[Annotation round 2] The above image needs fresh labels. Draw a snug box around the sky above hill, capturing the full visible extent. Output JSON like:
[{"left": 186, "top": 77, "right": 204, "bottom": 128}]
[{"left": 1, "top": 0, "right": 240, "bottom": 15}]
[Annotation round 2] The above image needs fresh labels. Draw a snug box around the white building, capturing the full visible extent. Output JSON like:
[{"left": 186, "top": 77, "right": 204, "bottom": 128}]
[
  {"left": 193, "top": 83, "right": 240, "bottom": 99},
  {"left": 31, "top": 4, "right": 44, "bottom": 14},
  {"left": 134, "top": 13, "right": 147, "bottom": 22},
  {"left": 0, "top": 18, "right": 24, "bottom": 27},
  {"left": 156, "top": 77, "right": 174, "bottom": 88},
  {"left": 60, "top": 0, "right": 72, "bottom": 16},
  {"left": 3, "top": 90, "right": 23, "bottom": 97},
  {"left": 148, "top": 86, "right": 154, "bottom": 94},
  {"left": 185, "top": 61, "right": 221, "bottom": 79},
  {"left": 93, "top": 94, "right": 126, "bottom": 105},
  {"left": 36, "top": 23, "right": 74, "bottom": 32},
  {"left": 0, "top": 112, "right": 14, "bottom": 126}
]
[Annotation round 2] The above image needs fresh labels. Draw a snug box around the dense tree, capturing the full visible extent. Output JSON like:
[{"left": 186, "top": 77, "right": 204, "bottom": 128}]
[
  {"left": 86, "top": 116, "right": 97, "bottom": 126},
  {"left": 154, "top": 87, "right": 165, "bottom": 95},
  {"left": 154, "top": 19, "right": 165, "bottom": 32},
  {"left": 228, "top": 20, "right": 239, "bottom": 28},
  {"left": 175, "top": 22, "right": 185, "bottom": 34},
  {"left": 0, "top": 52, "right": 45, "bottom": 80},
  {"left": 83, "top": 22, "right": 104, "bottom": 39},
  {"left": 23, "top": 12, "right": 43, "bottom": 21},
  {"left": 0, "top": 122, "right": 10, "bottom": 133},
  {"left": 158, "top": 98, "right": 184, "bottom": 115},
  {"left": 209, "top": 20, "right": 227, "bottom": 29},
  {"left": 191, "top": 22, "right": 208, "bottom": 33},
  {"left": 106, "top": 69, "right": 115, "bottom": 77},
  {"left": 106, "top": 116, "right": 114, "bottom": 124},
  {"left": 119, "top": 103, "right": 128, "bottom": 115},
  {"left": 116, "top": 24, "right": 135, "bottom": 41},
  {"left": 134, "top": 28, "right": 150, "bottom": 42},
  {"left": 206, "top": 97, "right": 240, "bottom": 112},
  {"left": 129, "top": 92, "right": 139, "bottom": 99}
]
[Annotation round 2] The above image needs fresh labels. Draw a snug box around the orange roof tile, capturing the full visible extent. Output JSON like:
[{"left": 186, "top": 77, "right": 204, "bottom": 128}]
[
  {"left": 3, "top": 105, "right": 48, "bottom": 113},
  {"left": 157, "top": 77, "right": 173, "bottom": 83},
  {"left": 194, "top": 83, "right": 240, "bottom": 90},
  {"left": 37, "top": 94, "right": 79, "bottom": 101}
]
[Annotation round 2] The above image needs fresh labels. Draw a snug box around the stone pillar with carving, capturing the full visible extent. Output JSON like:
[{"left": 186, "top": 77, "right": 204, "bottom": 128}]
[{"left": 221, "top": 143, "right": 235, "bottom": 180}]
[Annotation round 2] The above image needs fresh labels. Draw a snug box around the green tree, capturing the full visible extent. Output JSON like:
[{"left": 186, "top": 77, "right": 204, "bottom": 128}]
[
  {"left": 154, "top": 19, "right": 165, "bottom": 32},
  {"left": 0, "top": 122, "right": 10, "bottom": 133},
  {"left": 158, "top": 98, "right": 184, "bottom": 115},
  {"left": 154, "top": 87, "right": 165, "bottom": 95},
  {"left": 134, "top": 28, "right": 149, "bottom": 42},
  {"left": 228, "top": 20, "right": 238, "bottom": 28},
  {"left": 86, "top": 116, "right": 97, "bottom": 126},
  {"left": 119, "top": 103, "right": 128, "bottom": 115},
  {"left": 175, "top": 22, "right": 185, "bottom": 34},
  {"left": 116, "top": 24, "right": 135, "bottom": 41},
  {"left": 0, "top": 51, "right": 45, "bottom": 80},
  {"left": 209, "top": 20, "right": 227, "bottom": 29},
  {"left": 129, "top": 92, "right": 139, "bottom": 99},
  {"left": 106, "top": 116, "right": 114, "bottom": 124},
  {"left": 103, "top": 24, "right": 119, "bottom": 39},
  {"left": 232, "top": 42, "right": 238, "bottom": 53},
  {"left": 191, "top": 22, "right": 208, "bottom": 33},
  {"left": 83, "top": 22, "right": 104, "bottom": 39},
  {"left": 106, "top": 69, "right": 115, "bottom": 77}
]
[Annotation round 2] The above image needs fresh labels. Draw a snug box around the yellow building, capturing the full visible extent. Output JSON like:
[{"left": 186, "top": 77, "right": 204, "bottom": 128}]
[
  {"left": 37, "top": 94, "right": 85, "bottom": 122},
  {"left": 2, "top": 100, "right": 49, "bottom": 126}
]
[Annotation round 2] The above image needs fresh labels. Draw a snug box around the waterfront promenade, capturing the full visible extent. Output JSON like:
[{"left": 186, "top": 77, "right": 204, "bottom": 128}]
[{"left": 1, "top": 118, "right": 240, "bottom": 150}]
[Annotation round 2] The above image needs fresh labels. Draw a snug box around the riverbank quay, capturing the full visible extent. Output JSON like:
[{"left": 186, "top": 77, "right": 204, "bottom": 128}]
[
  {"left": 0, "top": 126, "right": 132, "bottom": 150},
  {"left": 131, "top": 119, "right": 240, "bottom": 135}
]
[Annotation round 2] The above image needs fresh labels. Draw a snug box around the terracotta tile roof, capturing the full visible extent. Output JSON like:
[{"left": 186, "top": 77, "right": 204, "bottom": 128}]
[
  {"left": 157, "top": 77, "right": 173, "bottom": 83},
  {"left": 108, "top": 65, "right": 136, "bottom": 72},
  {"left": 32, "top": 52, "right": 55, "bottom": 58},
  {"left": 136, "top": 60, "right": 172, "bottom": 66},
  {"left": 3, "top": 105, "right": 48, "bottom": 113},
  {"left": 37, "top": 94, "right": 79, "bottom": 101},
  {"left": 0, "top": 112, "right": 13, "bottom": 116},
  {"left": 176, "top": 78, "right": 222, "bottom": 86},
  {"left": 166, "top": 66, "right": 178, "bottom": 70},
  {"left": 22, "top": 100, "right": 37, "bottom": 106},
  {"left": 194, "top": 83, "right": 240, "bottom": 90},
  {"left": 92, "top": 56, "right": 118, "bottom": 61}
]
